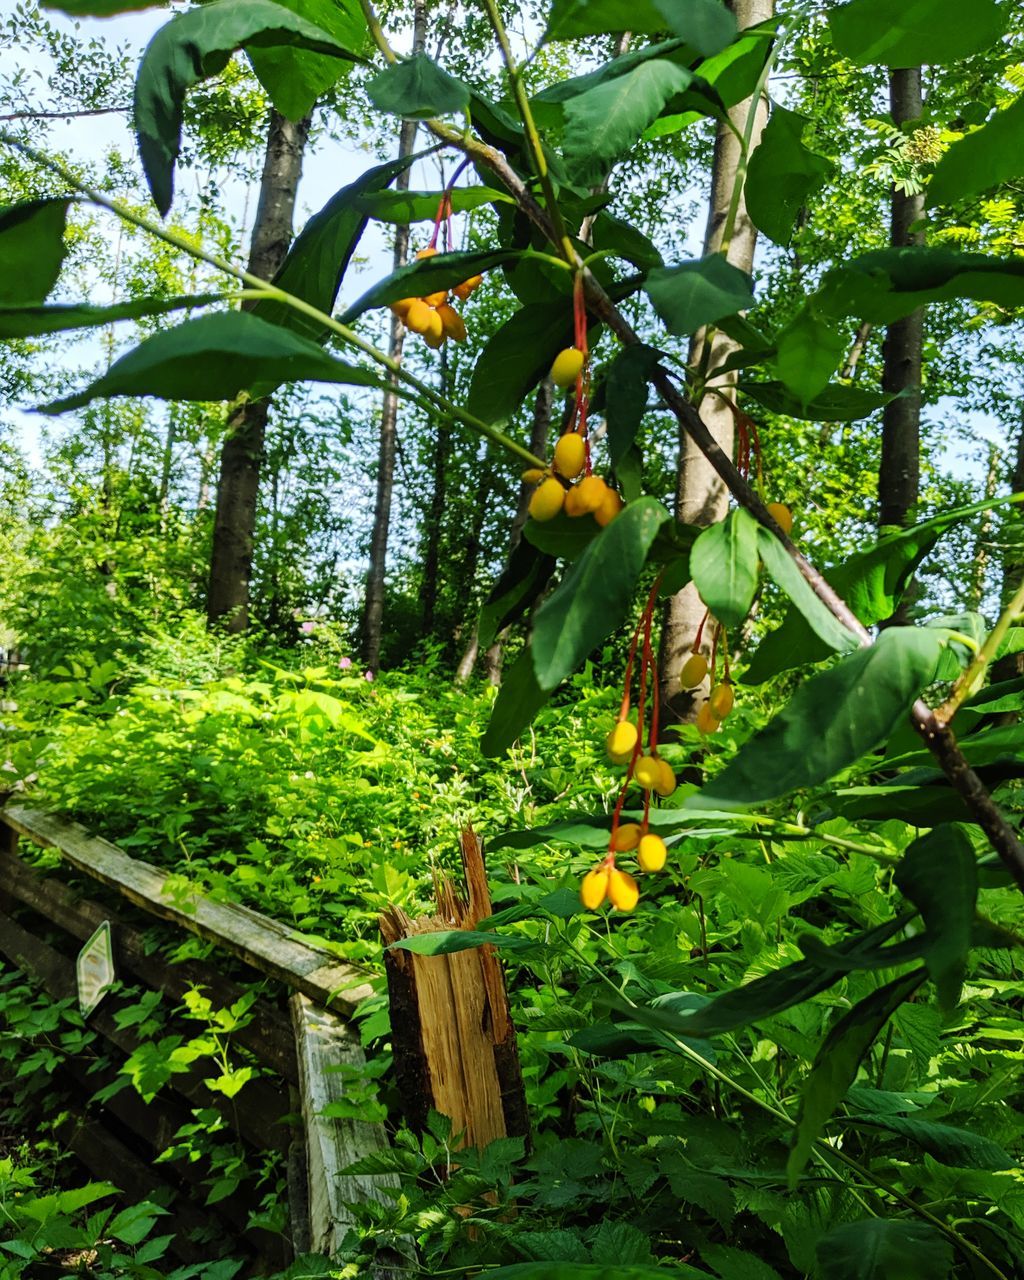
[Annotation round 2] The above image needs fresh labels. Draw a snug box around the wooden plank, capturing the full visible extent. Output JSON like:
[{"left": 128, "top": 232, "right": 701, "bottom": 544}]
[
  {"left": 0, "top": 845, "right": 298, "bottom": 1083},
  {"left": 290, "top": 993, "right": 407, "bottom": 1273},
  {"left": 1, "top": 806, "right": 373, "bottom": 1014}
]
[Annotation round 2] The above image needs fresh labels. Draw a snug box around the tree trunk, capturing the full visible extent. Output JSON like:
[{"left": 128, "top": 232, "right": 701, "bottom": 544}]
[
  {"left": 992, "top": 413, "right": 1024, "bottom": 684},
  {"left": 659, "top": 0, "right": 773, "bottom": 725},
  {"left": 421, "top": 346, "right": 452, "bottom": 638},
  {"left": 362, "top": 0, "right": 428, "bottom": 672},
  {"left": 969, "top": 442, "right": 1000, "bottom": 611},
  {"left": 879, "top": 67, "right": 925, "bottom": 532},
  {"left": 207, "top": 108, "right": 311, "bottom": 632}
]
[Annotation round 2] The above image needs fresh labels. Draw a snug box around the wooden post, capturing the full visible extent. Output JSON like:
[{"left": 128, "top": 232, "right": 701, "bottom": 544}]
[{"left": 380, "top": 829, "right": 529, "bottom": 1151}]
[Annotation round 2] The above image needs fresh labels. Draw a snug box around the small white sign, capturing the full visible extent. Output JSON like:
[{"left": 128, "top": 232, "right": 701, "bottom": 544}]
[{"left": 76, "top": 921, "right": 115, "bottom": 1017}]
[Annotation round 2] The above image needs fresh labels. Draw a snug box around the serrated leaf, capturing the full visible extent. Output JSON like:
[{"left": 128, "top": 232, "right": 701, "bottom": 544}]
[
  {"left": 773, "top": 307, "right": 846, "bottom": 405},
  {"left": 690, "top": 508, "right": 759, "bottom": 631},
  {"left": 703, "top": 1245, "right": 783, "bottom": 1280},
  {"left": 745, "top": 105, "right": 833, "bottom": 244},
  {"left": 0, "top": 292, "right": 224, "bottom": 339},
  {"left": 829, "top": 0, "right": 1004, "bottom": 67},
  {"left": 846, "top": 1113, "right": 1014, "bottom": 1171},
  {"left": 788, "top": 969, "right": 927, "bottom": 1181},
  {"left": 0, "top": 199, "right": 71, "bottom": 306},
  {"left": 41, "top": 311, "right": 384, "bottom": 415},
  {"left": 340, "top": 248, "right": 520, "bottom": 321},
  {"left": 929, "top": 94, "right": 1024, "bottom": 208},
  {"left": 485, "top": 1267, "right": 707, "bottom": 1280},
  {"left": 757, "top": 529, "right": 858, "bottom": 655},
  {"left": 646, "top": 255, "right": 755, "bottom": 336},
  {"left": 815, "top": 1220, "right": 953, "bottom": 1280},
  {"left": 532, "top": 498, "right": 670, "bottom": 691},
  {"left": 366, "top": 53, "right": 469, "bottom": 120}
]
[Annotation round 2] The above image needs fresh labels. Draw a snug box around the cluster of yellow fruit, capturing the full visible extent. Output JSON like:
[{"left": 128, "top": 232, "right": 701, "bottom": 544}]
[
  {"left": 389, "top": 247, "right": 482, "bottom": 349},
  {"left": 679, "top": 649, "right": 735, "bottom": 735}
]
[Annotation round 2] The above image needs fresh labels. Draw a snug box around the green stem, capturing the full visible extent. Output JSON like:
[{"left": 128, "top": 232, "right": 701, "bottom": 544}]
[{"left": 936, "top": 574, "right": 1024, "bottom": 725}]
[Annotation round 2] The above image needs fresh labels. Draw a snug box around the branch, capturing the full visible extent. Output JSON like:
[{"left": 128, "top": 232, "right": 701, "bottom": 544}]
[{"left": 0, "top": 107, "right": 129, "bottom": 122}]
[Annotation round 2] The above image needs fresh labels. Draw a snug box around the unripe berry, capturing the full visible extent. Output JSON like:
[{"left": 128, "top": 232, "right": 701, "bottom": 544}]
[
  {"left": 437, "top": 303, "right": 467, "bottom": 342},
  {"left": 553, "top": 432, "right": 586, "bottom": 479},
  {"left": 580, "top": 866, "right": 609, "bottom": 910},
  {"left": 653, "top": 757, "right": 677, "bottom": 798},
  {"left": 708, "top": 682, "right": 734, "bottom": 720},
  {"left": 695, "top": 702, "right": 720, "bottom": 735},
  {"left": 767, "top": 502, "right": 793, "bottom": 535},
  {"left": 606, "top": 719, "right": 638, "bottom": 764},
  {"left": 634, "top": 754, "right": 661, "bottom": 790},
  {"left": 404, "top": 298, "right": 433, "bottom": 334},
  {"left": 611, "top": 822, "right": 641, "bottom": 852},
  {"left": 550, "top": 347, "right": 585, "bottom": 388},
  {"left": 423, "top": 289, "right": 449, "bottom": 308},
  {"left": 521, "top": 467, "right": 547, "bottom": 484},
  {"left": 593, "top": 487, "right": 623, "bottom": 527},
  {"left": 529, "top": 476, "right": 566, "bottom": 522},
  {"left": 607, "top": 866, "right": 639, "bottom": 911},
  {"left": 564, "top": 474, "right": 607, "bottom": 517},
  {"left": 637, "top": 833, "right": 667, "bottom": 873},
  {"left": 679, "top": 652, "right": 708, "bottom": 689}
]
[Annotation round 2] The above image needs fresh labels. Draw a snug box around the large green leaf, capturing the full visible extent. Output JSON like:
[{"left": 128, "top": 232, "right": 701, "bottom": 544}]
[
  {"left": 246, "top": 0, "right": 366, "bottom": 119},
  {"left": 697, "top": 628, "right": 947, "bottom": 809},
  {"left": 757, "top": 530, "right": 858, "bottom": 655},
  {"left": 0, "top": 199, "right": 71, "bottom": 306},
  {"left": 134, "top": 0, "right": 364, "bottom": 215},
  {"left": 41, "top": 311, "right": 383, "bottom": 415},
  {"left": 689, "top": 508, "right": 759, "bottom": 632},
  {"left": 845, "top": 1112, "right": 1014, "bottom": 1171},
  {"left": 788, "top": 969, "right": 927, "bottom": 1181},
  {"left": 772, "top": 306, "right": 846, "bottom": 405},
  {"left": 928, "top": 94, "right": 1024, "bottom": 208},
  {"left": 561, "top": 60, "right": 694, "bottom": 185},
  {"left": 0, "top": 293, "right": 226, "bottom": 339},
  {"left": 894, "top": 825, "right": 977, "bottom": 1011},
  {"left": 524, "top": 514, "right": 601, "bottom": 562},
  {"left": 485, "top": 1267, "right": 707, "bottom": 1280},
  {"left": 340, "top": 248, "right": 520, "bottom": 321},
  {"left": 828, "top": 0, "right": 1004, "bottom": 67},
  {"left": 251, "top": 153, "right": 417, "bottom": 338},
  {"left": 745, "top": 105, "right": 833, "bottom": 245},
  {"left": 481, "top": 647, "right": 552, "bottom": 758},
  {"left": 366, "top": 53, "right": 470, "bottom": 120},
  {"left": 478, "top": 541, "right": 557, "bottom": 653},
  {"left": 815, "top": 1221, "right": 953, "bottom": 1280},
  {"left": 354, "top": 186, "right": 509, "bottom": 223},
  {"left": 645, "top": 255, "right": 755, "bottom": 337},
  {"left": 388, "top": 930, "right": 537, "bottom": 955},
  {"left": 532, "top": 498, "right": 670, "bottom": 692},
  {"left": 604, "top": 345, "right": 661, "bottom": 467},
  {"left": 534, "top": 37, "right": 689, "bottom": 105},
  {"left": 739, "top": 379, "right": 895, "bottom": 421},
  {"left": 545, "top": 0, "right": 735, "bottom": 56},
  {"left": 43, "top": 0, "right": 160, "bottom": 12},
  {"left": 467, "top": 303, "right": 574, "bottom": 427}
]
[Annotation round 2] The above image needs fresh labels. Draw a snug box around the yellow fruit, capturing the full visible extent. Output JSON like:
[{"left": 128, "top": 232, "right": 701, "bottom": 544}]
[
  {"left": 521, "top": 467, "right": 547, "bottom": 484},
  {"left": 550, "top": 347, "right": 586, "bottom": 388},
  {"left": 611, "top": 822, "right": 641, "bottom": 852},
  {"left": 437, "top": 303, "right": 467, "bottom": 342},
  {"left": 390, "top": 297, "right": 415, "bottom": 317},
  {"left": 634, "top": 754, "right": 661, "bottom": 790},
  {"left": 766, "top": 502, "right": 793, "bottom": 535},
  {"left": 679, "top": 652, "right": 708, "bottom": 689},
  {"left": 708, "top": 682, "right": 734, "bottom": 721},
  {"left": 423, "top": 289, "right": 449, "bottom": 308},
  {"left": 580, "top": 866, "right": 609, "bottom": 910},
  {"left": 607, "top": 866, "right": 639, "bottom": 911},
  {"left": 529, "top": 476, "right": 566, "bottom": 522},
  {"left": 606, "top": 719, "right": 638, "bottom": 764},
  {"left": 594, "top": 487, "right": 623, "bottom": 527},
  {"left": 423, "top": 325, "right": 446, "bottom": 350},
  {"left": 653, "top": 757, "right": 677, "bottom": 798},
  {"left": 695, "top": 702, "right": 721, "bottom": 735},
  {"left": 404, "top": 298, "right": 433, "bottom": 334},
  {"left": 453, "top": 273, "right": 483, "bottom": 300},
  {"left": 637, "top": 833, "right": 667, "bottom": 873},
  {"left": 564, "top": 474, "right": 607, "bottom": 517},
  {"left": 553, "top": 432, "right": 586, "bottom": 479},
  {"left": 422, "top": 308, "right": 444, "bottom": 345},
  {"left": 415, "top": 246, "right": 437, "bottom": 260}
]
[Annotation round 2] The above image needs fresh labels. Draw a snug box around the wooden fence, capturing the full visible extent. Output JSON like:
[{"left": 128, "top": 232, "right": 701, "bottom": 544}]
[{"left": 0, "top": 805, "right": 404, "bottom": 1275}]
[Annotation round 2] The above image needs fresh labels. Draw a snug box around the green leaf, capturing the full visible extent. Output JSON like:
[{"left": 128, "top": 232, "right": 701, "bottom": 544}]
[
  {"left": 0, "top": 199, "right": 71, "bottom": 306},
  {"left": 702, "top": 1246, "right": 783, "bottom": 1280},
  {"left": 478, "top": 541, "right": 557, "bottom": 653},
  {"left": 545, "top": 0, "right": 735, "bottom": 56},
  {"left": 467, "top": 302, "right": 574, "bottom": 427},
  {"left": 739, "top": 379, "right": 895, "bottom": 421},
  {"left": 757, "top": 530, "right": 859, "bottom": 655},
  {"left": 928, "top": 94, "right": 1024, "bottom": 208},
  {"left": 815, "top": 1220, "right": 953, "bottom": 1280},
  {"left": 745, "top": 106, "right": 833, "bottom": 244},
  {"left": 562, "top": 60, "right": 694, "bottom": 185},
  {"left": 829, "top": 0, "right": 1005, "bottom": 67},
  {"left": 532, "top": 498, "right": 670, "bottom": 691},
  {"left": 645, "top": 23, "right": 776, "bottom": 138},
  {"left": 41, "top": 311, "right": 384, "bottom": 415},
  {"left": 245, "top": 0, "right": 367, "bottom": 119},
  {"left": 481, "top": 647, "right": 552, "bottom": 757},
  {"left": 134, "top": 0, "right": 364, "bottom": 215},
  {"left": 43, "top": 0, "right": 160, "bottom": 12},
  {"left": 0, "top": 292, "right": 225, "bottom": 339},
  {"left": 787, "top": 969, "right": 927, "bottom": 1181},
  {"left": 340, "top": 248, "right": 520, "bottom": 322},
  {"left": 689, "top": 508, "right": 759, "bottom": 631},
  {"left": 524, "top": 513, "right": 601, "bottom": 562},
  {"left": 772, "top": 307, "right": 846, "bottom": 405},
  {"left": 697, "top": 628, "right": 947, "bottom": 809},
  {"left": 251, "top": 152, "right": 417, "bottom": 338},
  {"left": 354, "top": 186, "right": 509, "bottom": 223},
  {"left": 604, "top": 345, "right": 661, "bottom": 467},
  {"left": 388, "top": 930, "right": 537, "bottom": 955},
  {"left": 590, "top": 213, "right": 664, "bottom": 271},
  {"left": 645, "top": 255, "right": 755, "bottom": 337},
  {"left": 893, "top": 825, "right": 978, "bottom": 1011},
  {"left": 845, "top": 1113, "right": 1014, "bottom": 1171},
  {"left": 366, "top": 53, "right": 470, "bottom": 120},
  {"left": 485, "top": 1267, "right": 707, "bottom": 1280}
]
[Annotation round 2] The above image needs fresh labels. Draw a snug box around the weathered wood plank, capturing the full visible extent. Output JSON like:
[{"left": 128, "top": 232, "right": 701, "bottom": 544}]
[
  {"left": 0, "top": 844, "right": 298, "bottom": 1083},
  {"left": 290, "top": 993, "right": 407, "bottom": 1273},
  {"left": 1, "top": 805, "right": 374, "bottom": 1014}
]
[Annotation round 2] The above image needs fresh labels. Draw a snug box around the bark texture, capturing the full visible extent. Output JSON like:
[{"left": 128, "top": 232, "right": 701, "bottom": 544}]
[
  {"left": 659, "top": 0, "right": 773, "bottom": 723},
  {"left": 207, "top": 109, "right": 311, "bottom": 631}
]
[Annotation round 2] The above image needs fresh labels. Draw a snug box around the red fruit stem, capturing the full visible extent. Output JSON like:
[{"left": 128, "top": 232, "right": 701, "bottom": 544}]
[
  {"left": 611, "top": 577, "right": 662, "bottom": 849},
  {"left": 721, "top": 626, "right": 731, "bottom": 682},
  {"left": 693, "top": 607, "right": 710, "bottom": 653}
]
